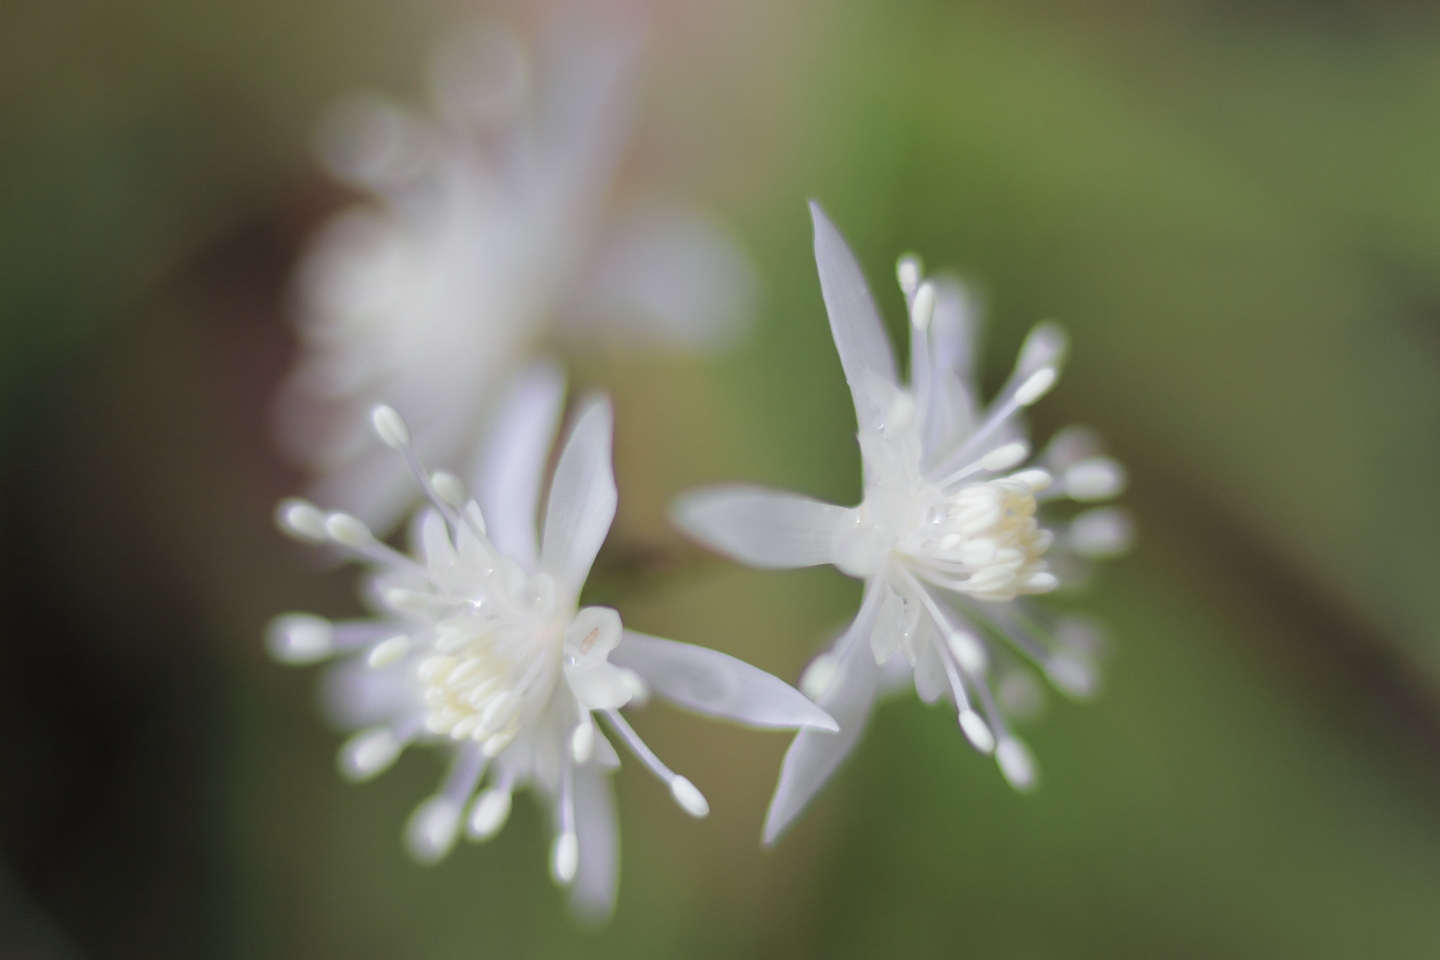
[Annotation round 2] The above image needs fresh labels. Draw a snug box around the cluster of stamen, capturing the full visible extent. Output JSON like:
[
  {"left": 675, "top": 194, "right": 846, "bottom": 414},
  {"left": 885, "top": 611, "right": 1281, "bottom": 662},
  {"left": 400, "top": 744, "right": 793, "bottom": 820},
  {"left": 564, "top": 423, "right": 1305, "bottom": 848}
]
[{"left": 909, "top": 473, "right": 1057, "bottom": 602}]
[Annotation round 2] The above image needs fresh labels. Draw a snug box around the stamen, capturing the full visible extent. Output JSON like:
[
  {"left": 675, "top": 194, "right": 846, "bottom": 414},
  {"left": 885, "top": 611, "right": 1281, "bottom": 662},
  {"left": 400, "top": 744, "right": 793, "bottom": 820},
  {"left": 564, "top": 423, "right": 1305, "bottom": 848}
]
[
  {"left": 600, "top": 710, "right": 709, "bottom": 818},
  {"left": 431, "top": 470, "right": 468, "bottom": 508},
  {"left": 367, "top": 634, "right": 412, "bottom": 668},
  {"left": 1062, "top": 456, "right": 1126, "bottom": 502},
  {"left": 405, "top": 747, "right": 486, "bottom": 864},
  {"left": 910, "top": 282, "right": 936, "bottom": 332},
  {"left": 552, "top": 831, "right": 579, "bottom": 885},
  {"left": 275, "top": 498, "right": 328, "bottom": 543},
  {"left": 995, "top": 736, "right": 1038, "bottom": 792},
  {"left": 571, "top": 714, "right": 595, "bottom": 764},
  {"left": 323, "top": 512, "right": 416, "bottom": 569},
  {"left": 338, "top": 715, "right": 422, "bottom": 781},
  {"left": 368, "top": 403, "right": 467, "bottom": 533},
  {"left": 266, "top": 614, "right": 335, "bottom": 664},
  {"left": 934, "top": 440, "right": 1030, "bottom": 489},
  {"left": 467, "top": 769, "right": 516, "bottom": 841},
  {"left": 552, "top": 759, "right": 578, "bottom": 884},
  {"left": 799, "top": 650, "right": 840, "bottom": 701},
  {"left": 897, "top": 254, "right": 922, "bottom": 302}
]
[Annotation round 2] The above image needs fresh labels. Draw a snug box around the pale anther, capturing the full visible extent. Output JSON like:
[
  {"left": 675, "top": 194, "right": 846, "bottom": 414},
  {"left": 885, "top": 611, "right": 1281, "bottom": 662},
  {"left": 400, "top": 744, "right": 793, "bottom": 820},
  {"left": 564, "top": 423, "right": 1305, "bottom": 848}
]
[
  {"left": 670, "top": 776, "right": 710, "bottom": 818},
  {"left": 1015, "top": 367, "right": 1057, "bottom": 407},
  {"left": 367, "top": 635, "right": 411, "bottom": 668},
  {"left": 959, "top": 708, "right": 996, "bottom": 754},
  {"left": 467, "top": 788, "right": 512, "bottom": 841},
  {"left": 267, "top": 614, "right": 334, "bottom": 664},
  {"left": 325, "top": 512, "right": 374, "bottom": 548},
  {"left": 431, "top": 470, "right": 467, "bottom": 507},
  {"left": 370, "top": 404, "right": 411, "bottom": 450},
  {"left": 552, "top": 831, "right": 579, "bottom": 884},
  {"left": 276, "top": 498, "right": 328, "bottom": 543},
  {"left": 910, "top": 282, "right": 935, "bottom": 331}
]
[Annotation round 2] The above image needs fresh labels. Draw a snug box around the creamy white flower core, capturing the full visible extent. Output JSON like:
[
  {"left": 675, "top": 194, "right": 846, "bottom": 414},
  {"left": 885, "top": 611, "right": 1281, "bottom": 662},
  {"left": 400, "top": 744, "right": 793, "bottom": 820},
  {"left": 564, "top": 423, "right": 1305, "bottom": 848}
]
[{"left": 834, "top": 391, "right": 1057, "bottom": 603}]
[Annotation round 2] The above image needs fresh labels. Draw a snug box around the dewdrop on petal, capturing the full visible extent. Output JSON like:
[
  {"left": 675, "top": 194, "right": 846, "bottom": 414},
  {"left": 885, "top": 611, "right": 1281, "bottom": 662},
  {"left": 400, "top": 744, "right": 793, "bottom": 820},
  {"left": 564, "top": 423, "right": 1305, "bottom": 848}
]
[
  {"left": 672, "top": 204, "right": 1129, "bottom": 844},
  {"left": 268, "top": 376, "right": 834, "bottom": 914}
]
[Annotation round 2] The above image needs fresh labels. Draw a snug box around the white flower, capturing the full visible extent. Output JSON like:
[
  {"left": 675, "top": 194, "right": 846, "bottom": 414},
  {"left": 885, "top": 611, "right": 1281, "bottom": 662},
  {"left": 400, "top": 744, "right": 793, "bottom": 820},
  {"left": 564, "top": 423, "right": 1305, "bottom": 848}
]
[
  {"left": 673, "top": 203, "right": 1131, "bottom": 844},
  {"left": 276, "top": 22, "right": 756, "bottom": 532},
  {"left": 269, "top": 366, "right": 834, "bottom": 918}
]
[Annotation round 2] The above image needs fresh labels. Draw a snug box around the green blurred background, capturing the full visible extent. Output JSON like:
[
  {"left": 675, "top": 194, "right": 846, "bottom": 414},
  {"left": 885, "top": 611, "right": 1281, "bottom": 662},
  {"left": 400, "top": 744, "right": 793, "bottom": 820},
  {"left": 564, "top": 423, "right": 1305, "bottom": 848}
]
[{"left": 5, "top": 0, "right": 1440, "bottom": 956}]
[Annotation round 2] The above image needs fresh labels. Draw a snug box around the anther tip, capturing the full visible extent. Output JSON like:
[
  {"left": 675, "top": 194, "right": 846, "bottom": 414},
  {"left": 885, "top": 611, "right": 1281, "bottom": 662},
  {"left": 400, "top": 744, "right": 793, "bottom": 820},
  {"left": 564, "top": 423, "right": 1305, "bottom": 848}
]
[
  {"left": 370, "top": 404, "right": 411, "bottom": 450},
  {"left": 670, "top": 776, "right": 710, "bottom": 818},
  {"left": 552, "top": 831, "right": 579, "bottom": 884}
]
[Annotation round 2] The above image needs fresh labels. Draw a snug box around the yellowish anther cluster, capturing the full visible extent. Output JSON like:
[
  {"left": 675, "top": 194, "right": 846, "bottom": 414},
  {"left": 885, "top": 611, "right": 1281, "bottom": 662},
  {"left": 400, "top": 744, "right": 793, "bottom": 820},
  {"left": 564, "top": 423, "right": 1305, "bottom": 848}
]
[{"left": 916, "top": 473, "right": 1057, "bottom": 602}]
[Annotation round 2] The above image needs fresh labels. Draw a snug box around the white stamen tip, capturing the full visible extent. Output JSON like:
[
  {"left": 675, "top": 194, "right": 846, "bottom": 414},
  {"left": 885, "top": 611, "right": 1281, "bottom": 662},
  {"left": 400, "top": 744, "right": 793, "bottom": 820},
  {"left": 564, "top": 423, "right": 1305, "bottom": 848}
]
[
  {"left": 339, "top": 727, "right": 401, "bottom": 781},
  {"left": 996, "top": 737, "right": 1039, "bottom": 792},
  {"left": 897, "top": 254, "right": 922, "bottom": 298},
  {"left": 467, "top": 788, "right": 512, "bottom": 841},
  {"left": 366, "top": 635, "right": 411, "bottom": 669},
  {"left": 1009, "top": 468, "right": 1052, "bottom": 491},
  {"left": 370, "top": 404, "right": 411, "bottom": 450},
  {"left": 266, "top": 613, "right": 334, "bottom": 663},
  {"left": 1047, "top": 654, "right": 1099, "bottom": 699},
  {"left": 431, "top": 470, "right": 467, "bottom": 507},
  {"left": 1065, "top": 457, "right": 1127, "bottom": 501},
  {"left": 799, "top": 651, "right": 840, "bottom": 701},
  {"left": 670, "top": 776, "right": 710, "bottom": 818},
  {"left": 1015, "top": 367, "right": 1057, "bottom": 406},
  {"left": 552, "top": 830, "right": 579, "bottom": 884},
  {"left": 958, "top": 709, "right": 996, "bottom": 754},
  {"left": 1070, "top": 507, "right": 1134, "bottom": 559},
  {"left": 463, "top": 501, "right": 487, "bottom": 535},
  {"left": 276, "top": 498, "right": 328, "bottom": 543},
  {"left": 324, "top": 512, "right": 373, "bottom": 548},
  {"left": 618, "top": 668, "right": 650, "bottom": 706},
  {"left": 911, "top": 282, "right": 936, "bottom": 331},
  {"left": 571, "top": 722, "right": 595, "bottom": 764},
  {"left": 980, "top": 441, "right": 1029, "bottom": 472},
  {"left": 406, "top": 797, "right": 461, "bottom": 864},
  {"left": 479, "top": 691, "right": 520, "bottom": 733},
  {"left": 946, "top": 631, "right": 989, "bottom": 675}
]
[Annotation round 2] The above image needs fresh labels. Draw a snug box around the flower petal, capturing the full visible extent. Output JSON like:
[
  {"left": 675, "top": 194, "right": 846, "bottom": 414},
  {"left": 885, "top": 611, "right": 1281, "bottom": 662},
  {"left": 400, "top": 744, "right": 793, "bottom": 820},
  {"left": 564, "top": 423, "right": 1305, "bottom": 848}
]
[
  {"left": 612, "top": 631, "right": 838, "bottom": 731},
  {"left": 763, "top": 582, "right": 884, "bottom": 845},
  {"left": 540, "top": 397, "right": 617, "bottom": 598},
  {"left": 471, "top": 360, "right": 566, "bottom": 569},
  {"left": 568, "top": 760, "right": 620, "bottom": 923},
  {"left": 809, "top": 201, "right": 898, "bottom": 421},
  {"left": 671, "top": 484, "right": 855, "bottom": 569}
]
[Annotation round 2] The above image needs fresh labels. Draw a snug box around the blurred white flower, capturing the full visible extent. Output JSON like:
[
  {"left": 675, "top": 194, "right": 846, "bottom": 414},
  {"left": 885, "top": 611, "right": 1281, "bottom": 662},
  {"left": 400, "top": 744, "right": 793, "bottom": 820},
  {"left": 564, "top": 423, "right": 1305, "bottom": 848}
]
[
  {"left": 673, "top": 203, "right": 1131, "bottom": 844},
  {"left": 269, "top": 366, "right": 833, "bottom": 919},
  {"left": 277, "top": 23, "right": 756, "bottom": 532}
]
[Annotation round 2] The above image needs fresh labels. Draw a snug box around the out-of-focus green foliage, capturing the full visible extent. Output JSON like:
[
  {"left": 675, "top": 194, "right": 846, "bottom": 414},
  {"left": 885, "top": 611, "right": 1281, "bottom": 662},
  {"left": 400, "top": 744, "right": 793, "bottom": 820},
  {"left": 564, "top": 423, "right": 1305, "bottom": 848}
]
[{"left": 7, "top": 1, "right": 1440, "bottom": 958}]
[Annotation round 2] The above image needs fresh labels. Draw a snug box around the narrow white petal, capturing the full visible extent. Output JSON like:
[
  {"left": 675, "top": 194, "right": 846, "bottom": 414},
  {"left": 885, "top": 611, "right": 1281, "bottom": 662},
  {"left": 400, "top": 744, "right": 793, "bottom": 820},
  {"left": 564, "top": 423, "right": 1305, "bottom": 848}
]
[
  {"left": 809, "top": 202, "right": 898, "bottom": 419},
  {"left": 612, "top": 631, "right": 838, "bottom": 731},
  {"left": 471, "top": 361, "right": 566, "bottom": 569},
  {"left": 763, "top": 583, "right": 883, "bottom": 845},
  {"left": 671, "top": 485, "right": 855, "bottom": 570},
  {"left": 568, "top": 761, "right": 620, "bottom": 923},
  {"left": 540, "top": 398, "right": 617, "bottom": 598}
]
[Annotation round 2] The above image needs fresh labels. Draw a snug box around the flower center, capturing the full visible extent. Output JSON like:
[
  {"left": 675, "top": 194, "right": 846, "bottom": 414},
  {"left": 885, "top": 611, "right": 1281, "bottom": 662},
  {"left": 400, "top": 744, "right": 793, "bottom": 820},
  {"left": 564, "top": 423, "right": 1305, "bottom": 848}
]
[
  {"left": 901, "top": 475, "right": 1056, "bottom": 602},
  {"left": 411, "top": 568, "right": 567, "bottom": 757}
]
